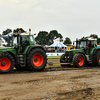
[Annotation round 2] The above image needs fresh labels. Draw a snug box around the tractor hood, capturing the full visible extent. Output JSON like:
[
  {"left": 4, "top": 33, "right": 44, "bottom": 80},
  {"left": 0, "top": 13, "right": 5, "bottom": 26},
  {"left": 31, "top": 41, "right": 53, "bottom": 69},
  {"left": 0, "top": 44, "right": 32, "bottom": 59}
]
[
  {"left": 0, "top": 46, "right": 13, "bottom": 50},
  {"left": 66, "top": 48, "right": 84, "bottom": 52},
  {"left": 65, "top": 48, "right": 85, "bottom": 57},
  {"left": 0, "top": 46, "right": 16, "bottom": 54}
]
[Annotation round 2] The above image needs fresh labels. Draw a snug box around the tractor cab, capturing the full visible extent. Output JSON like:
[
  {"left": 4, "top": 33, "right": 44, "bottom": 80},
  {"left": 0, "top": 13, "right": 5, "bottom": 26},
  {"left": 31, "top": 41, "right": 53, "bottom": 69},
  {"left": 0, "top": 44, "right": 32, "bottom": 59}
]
[
  {"left": 75, "top": 37, "right": 97, "bottom": 54},
  {"left": 11, "top": 29, "right": 36, "bottom": 54},
  {"left": 76, "top": 37, "right": 97, "bottom": 49}
]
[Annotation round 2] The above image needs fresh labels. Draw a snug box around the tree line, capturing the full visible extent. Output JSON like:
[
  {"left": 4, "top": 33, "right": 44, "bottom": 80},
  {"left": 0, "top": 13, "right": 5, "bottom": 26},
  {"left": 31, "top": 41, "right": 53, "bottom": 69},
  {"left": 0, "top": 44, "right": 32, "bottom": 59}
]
[
  {"left": 1, "top": 28, "right": 100, "bottom": 45},
  {"left": 1, "top": 28, "right": 72, "bottom": 45}
]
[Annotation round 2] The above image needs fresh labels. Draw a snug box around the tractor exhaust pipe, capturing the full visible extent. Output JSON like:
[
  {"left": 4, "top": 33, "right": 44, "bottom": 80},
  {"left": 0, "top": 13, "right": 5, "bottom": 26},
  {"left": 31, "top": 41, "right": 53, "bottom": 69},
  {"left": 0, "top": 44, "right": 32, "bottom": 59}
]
[{"left": 7, "top": 35, "right": 10, "bottom": 47}]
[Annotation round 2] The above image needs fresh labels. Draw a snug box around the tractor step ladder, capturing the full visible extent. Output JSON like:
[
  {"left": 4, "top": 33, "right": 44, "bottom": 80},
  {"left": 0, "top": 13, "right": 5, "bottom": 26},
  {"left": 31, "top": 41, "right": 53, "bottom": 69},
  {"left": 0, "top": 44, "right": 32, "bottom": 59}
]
[{"left": 19, "top": 55, "right": 25, "bottom": 66}]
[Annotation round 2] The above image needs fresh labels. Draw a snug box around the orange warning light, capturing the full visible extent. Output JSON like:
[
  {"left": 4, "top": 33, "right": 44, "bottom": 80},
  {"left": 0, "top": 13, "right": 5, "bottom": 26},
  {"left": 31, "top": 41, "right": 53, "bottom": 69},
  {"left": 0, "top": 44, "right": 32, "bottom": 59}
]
[
  {"left": 19, "top": 30, "right": 21, "bottom": 32},
  {"left": 29, "top": 28, "right": 31, "bottom": 31}
]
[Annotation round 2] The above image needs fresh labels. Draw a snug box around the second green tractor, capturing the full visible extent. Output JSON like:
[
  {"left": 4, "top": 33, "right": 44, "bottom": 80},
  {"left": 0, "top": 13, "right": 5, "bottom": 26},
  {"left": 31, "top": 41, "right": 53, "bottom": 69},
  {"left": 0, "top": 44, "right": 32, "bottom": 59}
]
[{"left": 60, "top": 36, "right": 100, "bottom": 67}]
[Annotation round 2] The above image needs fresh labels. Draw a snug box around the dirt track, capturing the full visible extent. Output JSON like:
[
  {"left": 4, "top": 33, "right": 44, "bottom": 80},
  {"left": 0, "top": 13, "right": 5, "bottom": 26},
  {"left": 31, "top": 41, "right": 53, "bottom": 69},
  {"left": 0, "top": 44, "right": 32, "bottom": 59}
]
[{"left": 0, "top": 59, "right": 100, "bottom": 100}]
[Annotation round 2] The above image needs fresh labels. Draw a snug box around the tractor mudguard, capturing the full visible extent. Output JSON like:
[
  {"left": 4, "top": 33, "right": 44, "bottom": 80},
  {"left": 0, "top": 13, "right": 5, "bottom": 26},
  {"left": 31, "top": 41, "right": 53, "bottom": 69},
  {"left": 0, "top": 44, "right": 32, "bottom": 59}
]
[
  {"left": 26, "top": 45, "right": 46, "bottom": 54},
  {"left": 75, "top": 52, "right": 87, "bottom": 61},
  {"left": 75, "top": 52, "right": 85, "bottom": 56},
  {"left": 93, "top": 48, "right": 100, "bottom": 55}
]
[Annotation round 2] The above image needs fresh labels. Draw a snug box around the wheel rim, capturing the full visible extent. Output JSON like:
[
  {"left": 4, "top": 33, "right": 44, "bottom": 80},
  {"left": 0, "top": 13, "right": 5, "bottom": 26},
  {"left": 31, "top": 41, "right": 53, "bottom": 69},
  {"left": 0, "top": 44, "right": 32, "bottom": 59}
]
[
  {"left": 99, "top": 55, "right": 100, "bottom": 63},
  {"left": 0, "top": 57, "right": 11, "bottom": 70},
  {"left": 78, "top": 56, "right": 84, "bottom": 66},
  {"left": 33, "top": 54, "right": 43, "bottom": 67}
]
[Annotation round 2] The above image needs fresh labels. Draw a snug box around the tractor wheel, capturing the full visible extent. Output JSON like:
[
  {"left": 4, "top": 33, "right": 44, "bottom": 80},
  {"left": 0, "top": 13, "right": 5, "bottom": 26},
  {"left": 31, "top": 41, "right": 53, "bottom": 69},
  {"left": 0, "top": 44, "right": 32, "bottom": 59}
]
[
  {"left": 60, "top": 54, "right": 70, "bottom": 67},
  {"left": 73, "top": 53, "right": 86, "bottom": 68},
  {"left": 0, "top": 53, "right": 15, "bottom": 73},
  {"left": 93, "top": 50, "right": 100, "bottom": 66},
  {"left": 27, "top": 48, "right": 47, "bottom": 71}
]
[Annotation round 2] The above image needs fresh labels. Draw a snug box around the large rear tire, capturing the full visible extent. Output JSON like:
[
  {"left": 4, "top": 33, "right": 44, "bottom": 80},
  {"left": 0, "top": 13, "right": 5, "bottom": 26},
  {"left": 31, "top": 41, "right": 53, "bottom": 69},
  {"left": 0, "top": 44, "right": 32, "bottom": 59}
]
[
  {"left": 93, "top": 50, "right": 100, "bottom": 66},
  {"left": 60, "top": 54, "right": 70, "bottom": 67},
  {"left": 0, "top": 53, "right": 15, "bottom": 73},
  {"left": 27, "top": 48, "right": 47, "bottom": 71},
  {"left": 73, "top": 53, "right": 86, "bottom": 68}
]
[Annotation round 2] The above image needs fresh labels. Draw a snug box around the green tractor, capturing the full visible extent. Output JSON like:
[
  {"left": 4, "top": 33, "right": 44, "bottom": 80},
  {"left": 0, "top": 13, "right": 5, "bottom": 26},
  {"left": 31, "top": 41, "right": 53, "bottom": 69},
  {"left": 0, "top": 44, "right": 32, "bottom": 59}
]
[
  {"left": 0, "top": 29, "right": 47, "bottom": 73},
  {"left": 60, "top": 36, "right": 100, "bottom": 67}
]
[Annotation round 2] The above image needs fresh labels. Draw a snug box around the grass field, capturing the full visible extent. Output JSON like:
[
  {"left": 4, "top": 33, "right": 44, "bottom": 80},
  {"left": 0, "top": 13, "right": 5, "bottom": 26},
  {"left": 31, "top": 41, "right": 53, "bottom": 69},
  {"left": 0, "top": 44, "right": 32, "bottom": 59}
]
[
  {"left": 47, "top": 64, "right": 61, "bottom": 67},
  {"left": 47, "top": 56, "right": 61, "bottom": 66},
  {"left": 47, "top": 56, "right": 60, "bottom": 59}
]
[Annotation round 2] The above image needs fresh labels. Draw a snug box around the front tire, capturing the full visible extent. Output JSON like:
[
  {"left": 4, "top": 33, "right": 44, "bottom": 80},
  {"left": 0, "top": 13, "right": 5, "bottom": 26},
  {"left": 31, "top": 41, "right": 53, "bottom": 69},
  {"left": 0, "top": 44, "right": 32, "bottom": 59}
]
[
  {"left": 27, "top": 48, "right": 47, "bottom": 71},
  {"left": 0, "top": 53, "right": 15, "bottom": 73},
  {"left": 73, "top": 53, "right": 86, "bottom": 68}
]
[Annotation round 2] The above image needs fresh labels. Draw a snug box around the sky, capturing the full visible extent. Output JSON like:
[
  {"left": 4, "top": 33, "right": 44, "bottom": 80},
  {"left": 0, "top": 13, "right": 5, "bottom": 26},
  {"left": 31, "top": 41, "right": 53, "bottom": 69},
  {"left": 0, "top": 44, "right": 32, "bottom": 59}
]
[{"left": 0, "top": 0, "right": 100, "bottom": 42}]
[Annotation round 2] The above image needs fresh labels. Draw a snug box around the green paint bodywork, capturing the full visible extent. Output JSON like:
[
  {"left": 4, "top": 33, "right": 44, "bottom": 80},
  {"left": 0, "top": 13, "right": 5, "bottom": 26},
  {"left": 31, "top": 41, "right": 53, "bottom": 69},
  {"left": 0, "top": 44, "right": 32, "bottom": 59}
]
[
  {"left": 0, "top": 46, "right": 30, "bottom": 54},
  {"left": 67, "top": 47, "right": 98, "bottom": 56},
  {"left": 0, "top": 47, "right": 17, "bottom": 54}
]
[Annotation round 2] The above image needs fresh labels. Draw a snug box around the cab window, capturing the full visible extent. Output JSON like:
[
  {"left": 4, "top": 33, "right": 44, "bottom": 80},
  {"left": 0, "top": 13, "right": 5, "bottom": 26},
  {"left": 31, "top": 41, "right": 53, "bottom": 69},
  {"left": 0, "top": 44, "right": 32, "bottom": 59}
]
[
  {"left": 13, "top": 37, "right": 17, "bottom": 46},
  {"left": 21, "top": 36, "right": 29, "bottom": 46},
  {"left": 30, "top": 36, "right": 36, "bottom": 45}
]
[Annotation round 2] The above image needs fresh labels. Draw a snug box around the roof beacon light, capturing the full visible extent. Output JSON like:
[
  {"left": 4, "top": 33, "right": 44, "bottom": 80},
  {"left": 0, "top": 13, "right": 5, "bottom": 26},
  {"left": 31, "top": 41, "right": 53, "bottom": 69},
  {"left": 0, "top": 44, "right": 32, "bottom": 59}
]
[
  {"left": 18, "top": 30, "right": 21, "bottom": 35},
  {"left": 94, "top": 35, "right": 96, "bottom": 37},
  {"left": 29, "top": 28, "right": 31, "bottom": 34},
  {"left": 19, "top": 30, "right": 21, "bottom": 33}
]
